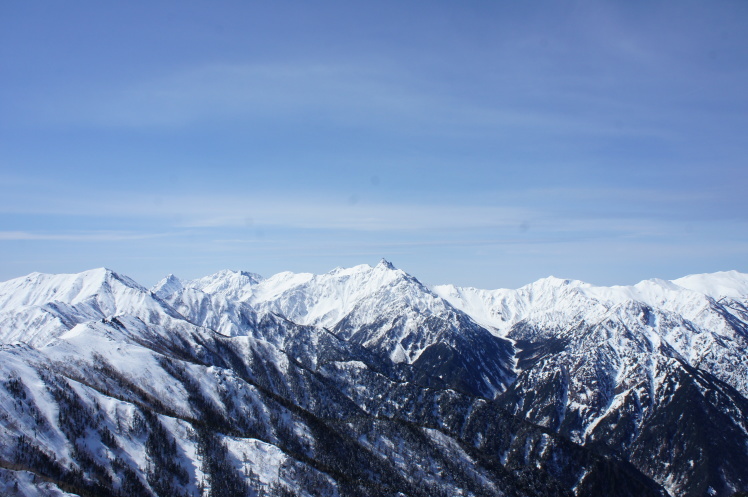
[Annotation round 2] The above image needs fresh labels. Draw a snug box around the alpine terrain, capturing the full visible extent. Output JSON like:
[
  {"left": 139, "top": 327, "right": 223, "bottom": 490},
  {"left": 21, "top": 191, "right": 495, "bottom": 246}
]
[{"left": 0, "top": 261, "right": 746, "bottom": 497}]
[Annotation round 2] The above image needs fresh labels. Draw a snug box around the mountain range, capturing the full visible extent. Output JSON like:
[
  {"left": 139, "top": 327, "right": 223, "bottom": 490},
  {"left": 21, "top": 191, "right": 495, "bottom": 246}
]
[{"left": 1, "top": 261, "right": 746, "bottom": 496}]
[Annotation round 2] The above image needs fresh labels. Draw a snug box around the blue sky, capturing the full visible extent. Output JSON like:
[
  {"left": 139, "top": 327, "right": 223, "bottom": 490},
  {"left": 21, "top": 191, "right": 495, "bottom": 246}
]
[{"left": 1, "top": 1, "right": 747, "bottom": 289}]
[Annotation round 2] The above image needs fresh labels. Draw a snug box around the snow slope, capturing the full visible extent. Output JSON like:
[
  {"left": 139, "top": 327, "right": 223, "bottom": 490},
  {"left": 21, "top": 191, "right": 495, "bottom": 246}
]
[
  {"left": 433, "top": 271, "right": 748, "bottom": 335},
  {"left": 435, "top": 270, "right": 748, "bottom": 497},
  {"left": 0, "top": 268, "right": 187, "bottom": 347},
  {"left": 1, "top": 264, "right": 746, "bottom": 497}
]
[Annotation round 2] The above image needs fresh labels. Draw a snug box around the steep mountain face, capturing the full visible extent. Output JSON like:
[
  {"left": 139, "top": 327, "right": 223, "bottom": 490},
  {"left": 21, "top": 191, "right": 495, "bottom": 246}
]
[
  {"left": 159, "top": 261, "right": 516, "bottom": 398},
  {"left": 435, "top": 271, "right": 748, "bottom": 497},
  {"left": 0, "top": 268, "right": 187, "bottom": 348},
  {"left": 0, "top": 263, "right": 746, "bottom": 497}
]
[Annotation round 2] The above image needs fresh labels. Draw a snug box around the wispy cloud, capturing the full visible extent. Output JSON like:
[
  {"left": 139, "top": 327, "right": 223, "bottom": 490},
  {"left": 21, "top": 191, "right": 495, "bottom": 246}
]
[
  {"left": 0, "top": 231, "right": 172, "bottom": 242},
  {"left": 0, "top": 189, "right": 532, "bottom": 233},
  {"left": 2, "top": 183, "right": 745, "bottom": 238},
  {"left": 24, "top": 59, "right": 697, "bottom": 142},
  {"left": 39, "top": 62, "right": 428, "bottom": 128}
]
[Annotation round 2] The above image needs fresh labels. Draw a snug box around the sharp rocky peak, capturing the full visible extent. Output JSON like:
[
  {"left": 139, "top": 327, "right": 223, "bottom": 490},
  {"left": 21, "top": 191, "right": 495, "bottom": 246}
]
[
  {"left": 151, "top": 274, "right": 184, "bottom": 299},
  {"left": 377, "top": 258, "right": 396, "bottom": 270},
  {"left": 245, "top": 260, "right": 433, "bottom": 328}
]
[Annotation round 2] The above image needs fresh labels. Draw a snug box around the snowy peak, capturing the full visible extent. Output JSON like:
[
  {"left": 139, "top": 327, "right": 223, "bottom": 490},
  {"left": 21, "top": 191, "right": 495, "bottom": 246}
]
[
  {"left": 433, "top": 276, "right": 594, "bottom": 333},
  {"left": 219, "top": 261, "right": 511, "bottom": 389},
  {"left": 184, "top": 269, "right": 263, "bottom": 301},
  {"left": 0, "top": 267, "right": 145, "bottom": 311},
  {"left": 248, "top": 261, "right": 414, "bottom": 328},
  {"left": 377, "top": 258, "right": 396, "bottom": 270},
  {"left": 522, "top": 275, "right": 584, "bottom": 289},
  {"left": 151, "top": 273, "right": 184, "bottom": 299},
  {"left": 154, "top": 261, "right": 426, "bottom": 339},
  {"left": 0, "top": 268, "right": 189, "bottom": 347},
  {"left": 672, "top": 270, "right": 748, "bottom": 299},
  {"left": 435, "top": 270, "right": 748, "bottom": 335}
]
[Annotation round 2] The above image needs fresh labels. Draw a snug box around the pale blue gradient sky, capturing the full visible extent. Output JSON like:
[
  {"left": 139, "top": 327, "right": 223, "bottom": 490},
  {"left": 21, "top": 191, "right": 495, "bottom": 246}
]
[{"left": 1, "top": 1, "right": 747, "bottom": 288}]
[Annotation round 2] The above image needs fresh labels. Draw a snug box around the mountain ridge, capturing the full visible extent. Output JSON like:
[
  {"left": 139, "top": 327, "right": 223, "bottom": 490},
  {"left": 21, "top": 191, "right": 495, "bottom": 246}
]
[{"left": 0, "top": 263, "right": 746, "bottom": 497}]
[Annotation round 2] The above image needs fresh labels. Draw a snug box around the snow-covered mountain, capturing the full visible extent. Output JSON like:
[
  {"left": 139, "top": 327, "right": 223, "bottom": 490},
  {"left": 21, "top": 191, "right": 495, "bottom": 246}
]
[
  {"left": 157, "top": 260, "right": 515, "bottom": 398},
  {"left": 0, "top": 262, "right": 746, "bottom": 497},
  {"left": 0, "top": 268, "right": 189, "bottom": 348},
  {"left": 435, "top": 271, "right": 748, "bottom": 496},
  {"left": 433, "top": 271, "right": 748, "bottom": 396}
]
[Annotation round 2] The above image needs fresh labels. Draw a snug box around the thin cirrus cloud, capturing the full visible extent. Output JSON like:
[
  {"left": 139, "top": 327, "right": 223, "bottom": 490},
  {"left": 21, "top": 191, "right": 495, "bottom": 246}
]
[
  {"left": 41, "top": 63, "right": 431, "bottom": 128},
  {"left": 1, "top": 186, "right": 739, "bottom": 245},
  {"left": 1, "top": 181, "right": 742, "bottom": 231},
  {"left": 29, "top": 60, "right": 690, "bottom": 144},
  {"left": 0, "top": 188, "right": 531, "bottom": 233},
  {"left": 0, "top": 231, "right": 170, "bottom": 242}
]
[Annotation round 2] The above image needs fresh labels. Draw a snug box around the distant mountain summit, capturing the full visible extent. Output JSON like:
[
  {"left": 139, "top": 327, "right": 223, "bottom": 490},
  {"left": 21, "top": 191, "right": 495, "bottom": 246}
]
[{"left": 1, "top": 264, "right": 746, "bottom": 497}]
